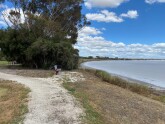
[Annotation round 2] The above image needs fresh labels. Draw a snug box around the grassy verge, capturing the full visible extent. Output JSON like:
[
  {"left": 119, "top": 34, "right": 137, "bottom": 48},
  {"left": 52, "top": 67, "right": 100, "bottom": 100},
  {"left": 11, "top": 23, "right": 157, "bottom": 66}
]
[
  {"left": 95, "top": 70, "right": 152, "bottom": 96},
  {"left": 0, "top": 80, "right": 30, "bottom": 124},
  {"left": 0, "top": 61, "right": 54, "bottom": 78},
  {"left": 0, "top": 61, "right": 9, "bottom": 66},
  {"left": 0, "top": 67, "right": 54, "bottom": 78},
  {"left": 15, "top": 70, "right": 54, "bottom": 78},
  {"left": 63, "top": 77, "right": 104, "bottom": 124},
  {"left": 82, "top": 69, "right": 165, "bottom": 103}
]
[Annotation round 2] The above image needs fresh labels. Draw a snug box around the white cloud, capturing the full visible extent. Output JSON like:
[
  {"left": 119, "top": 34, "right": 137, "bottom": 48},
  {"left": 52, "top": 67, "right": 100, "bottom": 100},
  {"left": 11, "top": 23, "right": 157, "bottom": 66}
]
[
  {"left": 75, "top": 26, "right": 165, "bottom": 58},
  {"left": 0, "top": 4, "right": 8, "bottom": 9},
  {"left": 85, "top": 0, "right": 129, "bottom": 9},
  {"left": 86, "top": 10, "right": 123, "bottom": 23},
  {"left": 152, "top": 43, "right": 165, "bottom": 48},
  {"left": 145, "top": 0, "right": 165, "bottom": 4},
  {"left": 120, "top": 10, "right": 138, "bottom": 19},
  {"left": 86, "top": 10, "right": 138, "bottom": 23},
  {"left": 79, "top": 27, "right": 102, "bottom": 37}
]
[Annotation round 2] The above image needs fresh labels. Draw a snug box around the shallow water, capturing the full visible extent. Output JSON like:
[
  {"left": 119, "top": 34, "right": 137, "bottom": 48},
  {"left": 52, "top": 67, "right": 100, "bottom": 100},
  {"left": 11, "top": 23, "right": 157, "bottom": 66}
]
[{"left": 83, "top": 60, "right": 165, "bottom": 88}]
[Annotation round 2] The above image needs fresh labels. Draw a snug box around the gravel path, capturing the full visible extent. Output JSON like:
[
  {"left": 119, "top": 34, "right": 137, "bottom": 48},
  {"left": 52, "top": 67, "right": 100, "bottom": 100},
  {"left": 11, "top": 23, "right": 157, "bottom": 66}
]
[{"left": 0, "top": 72, "right": 84, "bottom": 124}]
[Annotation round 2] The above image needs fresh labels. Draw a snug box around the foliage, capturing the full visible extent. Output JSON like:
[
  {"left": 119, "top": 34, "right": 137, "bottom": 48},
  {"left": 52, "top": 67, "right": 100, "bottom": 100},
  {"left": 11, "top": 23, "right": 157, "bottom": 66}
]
[
  {"left": 0, "top": 0, "right": 90, "bottom": 69},
  {"left": 0, "top": 52, "right": 5, "bottom": 60}
]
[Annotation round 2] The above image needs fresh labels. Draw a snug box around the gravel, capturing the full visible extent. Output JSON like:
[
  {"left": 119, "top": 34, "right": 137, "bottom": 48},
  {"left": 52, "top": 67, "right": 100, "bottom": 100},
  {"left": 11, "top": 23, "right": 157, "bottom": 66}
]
[{"left": 0, "top": 71, "right": 84, "bottom": 124}]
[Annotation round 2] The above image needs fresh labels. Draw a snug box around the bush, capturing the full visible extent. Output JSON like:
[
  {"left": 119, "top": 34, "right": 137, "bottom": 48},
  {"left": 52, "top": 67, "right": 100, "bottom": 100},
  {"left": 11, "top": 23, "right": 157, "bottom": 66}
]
[{"left": 0, "top": 29, "right": 79, "bottom": 70}]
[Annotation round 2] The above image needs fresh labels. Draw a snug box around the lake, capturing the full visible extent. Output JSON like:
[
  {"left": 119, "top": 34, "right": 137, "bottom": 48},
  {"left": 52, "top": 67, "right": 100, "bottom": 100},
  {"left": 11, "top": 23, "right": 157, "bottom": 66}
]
[{"left": 83, "top": 60, "right": 165, "bottom": 88}]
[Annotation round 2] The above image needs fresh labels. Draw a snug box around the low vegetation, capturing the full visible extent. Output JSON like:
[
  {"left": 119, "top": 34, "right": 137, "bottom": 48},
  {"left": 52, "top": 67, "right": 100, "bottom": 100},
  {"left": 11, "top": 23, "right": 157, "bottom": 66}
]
[
  {"left": 63, "top": 77, "right": 104, "bottom": 124},
  {"left": 63, "top": 70, "right": 165, "bottom": 124},
  {"left": 95, "top": 70, "right": 152, "bottom": 96},
  {"left": 0, "top": 80, "right": 30, "bottom": 124},
  {"left": 82, "top": 69, "right": 165, "bottom": 104},
  {"left": 0, "top": 61, "right": 54, "bottom": 78},
  {"left": 15, "top": 69, "right": 54, "bottom": 78},
  {"left": 0, "top": 61, "right": 9, "bottom": 66}
]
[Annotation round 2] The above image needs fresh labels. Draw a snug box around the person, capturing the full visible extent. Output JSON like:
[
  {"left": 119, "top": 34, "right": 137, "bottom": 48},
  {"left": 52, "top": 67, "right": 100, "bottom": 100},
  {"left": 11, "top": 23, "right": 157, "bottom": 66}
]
[{"left": 54, "top": 65, "right": 61, "bottom": 75}]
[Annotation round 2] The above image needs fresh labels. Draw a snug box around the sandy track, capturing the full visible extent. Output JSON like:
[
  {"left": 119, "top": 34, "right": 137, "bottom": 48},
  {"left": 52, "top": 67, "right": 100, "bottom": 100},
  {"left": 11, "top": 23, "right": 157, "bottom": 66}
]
[{"left": 0, "top": 72, "right": 83, "bottom": 124}]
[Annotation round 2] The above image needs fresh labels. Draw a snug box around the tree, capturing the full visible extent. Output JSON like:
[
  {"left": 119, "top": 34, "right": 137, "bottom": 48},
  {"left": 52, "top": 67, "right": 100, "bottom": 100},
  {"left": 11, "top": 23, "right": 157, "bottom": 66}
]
[{"left": 0, "top": 0, "right": 90, "bottom": 69}]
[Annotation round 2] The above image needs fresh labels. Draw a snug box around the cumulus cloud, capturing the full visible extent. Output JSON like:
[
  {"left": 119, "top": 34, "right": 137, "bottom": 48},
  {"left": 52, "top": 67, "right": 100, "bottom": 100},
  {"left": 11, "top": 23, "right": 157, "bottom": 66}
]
[
  {"left": 86, "top": 10, "right": 138, "bottom": 23},
  {"left": 152, "top": 43, "right": 165, "bottom": 48},
  {"left": 84, "top": 0, "right": 129, "bottom": 9},
  {"left": 79, "top": 27, "right": 102, "bottom": 37},
  {"left": 145, "top": 0, "right": 165, "bottom": 4},
  {"left": 120, "top": 10, "right": 138, "bottom": 19},
  {"left": 75, "top": 27, "right": 165, "bottom": 58},
  {"left": 86, "top": 10, "right": 123, "bottom": 23}
]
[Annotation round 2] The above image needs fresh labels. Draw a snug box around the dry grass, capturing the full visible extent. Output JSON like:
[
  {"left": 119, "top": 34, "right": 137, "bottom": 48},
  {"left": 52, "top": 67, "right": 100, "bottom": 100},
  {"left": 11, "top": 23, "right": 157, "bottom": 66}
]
[
  {"left": 0, "top": 80, "right": 30, "bottom": 124},
  {"left": 64, "top": 70, "right": 165, "bottom": 124},
  {"left": 0, "top": 63, "right": 54, "bottom": 78},
  {"left": 15, "top": 69, "right": 54, "bottom": 78},
  {"left": 94, "top": 70, "right": 152, "bottom": 96},
  {"left": 83, "top": 69, "right": 165, "bottom": 103},
  {"left": 63, "top": 77, "right": 104, "bottom": 124},
  {"left": 0, "top": 87, "right": 8, "bottom": 97},
  {"left": 0, "top": 69, "right": 54, "bottom": 78}
]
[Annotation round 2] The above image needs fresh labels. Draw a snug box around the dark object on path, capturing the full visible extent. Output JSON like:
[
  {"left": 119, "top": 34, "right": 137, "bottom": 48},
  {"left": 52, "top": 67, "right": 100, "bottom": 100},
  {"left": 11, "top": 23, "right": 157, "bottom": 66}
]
[{"left": 54, "top": 65, "right": 62, "bottom": 75}]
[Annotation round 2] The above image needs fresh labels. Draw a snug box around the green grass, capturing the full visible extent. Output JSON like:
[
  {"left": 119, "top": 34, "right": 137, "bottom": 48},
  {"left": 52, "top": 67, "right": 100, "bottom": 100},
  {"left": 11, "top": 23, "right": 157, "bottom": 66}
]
[
  {"left": 0, "top": 61, "right": 8, "bottom": 66},
  {"left": 63, "top": 79, "right": 104, "bottom": 124}
]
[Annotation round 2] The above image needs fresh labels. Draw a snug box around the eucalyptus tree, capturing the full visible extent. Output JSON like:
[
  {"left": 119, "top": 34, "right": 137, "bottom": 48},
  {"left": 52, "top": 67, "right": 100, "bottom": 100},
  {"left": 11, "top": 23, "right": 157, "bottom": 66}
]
[{"left": 0, "top": 0, "right": 90, "bottom": 69}]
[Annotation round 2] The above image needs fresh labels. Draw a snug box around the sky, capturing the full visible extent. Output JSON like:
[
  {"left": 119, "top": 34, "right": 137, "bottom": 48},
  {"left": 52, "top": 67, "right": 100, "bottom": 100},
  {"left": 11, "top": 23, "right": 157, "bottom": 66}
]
[{"left": 0, "top": 0, "right": 165, "bottom": 59}]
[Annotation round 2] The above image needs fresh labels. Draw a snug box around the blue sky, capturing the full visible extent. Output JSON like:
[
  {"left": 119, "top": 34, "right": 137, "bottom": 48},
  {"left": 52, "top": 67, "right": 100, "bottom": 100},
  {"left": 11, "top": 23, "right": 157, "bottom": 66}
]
[
  {"left": 0, "top": 0, "right": 165, "bottom": 58},
  {"left": 75, "top": 0, "right": 165, "bottom": 58},
  {"left": 82, "top": 0, "right": 165, "bottom": 44}
]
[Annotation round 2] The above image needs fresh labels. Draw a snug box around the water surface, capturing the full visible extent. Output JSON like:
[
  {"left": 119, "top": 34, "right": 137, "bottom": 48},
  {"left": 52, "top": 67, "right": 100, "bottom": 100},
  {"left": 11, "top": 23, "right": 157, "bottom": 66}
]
[{"left": 83, "top": 60, "right": 165, "bottom": 88}]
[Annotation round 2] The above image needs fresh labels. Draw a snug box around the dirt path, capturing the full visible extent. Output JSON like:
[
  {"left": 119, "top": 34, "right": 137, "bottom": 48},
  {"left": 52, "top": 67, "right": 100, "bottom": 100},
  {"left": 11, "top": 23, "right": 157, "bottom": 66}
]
[{"left": 0, "top": 72, "right": 83, "bottom": 124}]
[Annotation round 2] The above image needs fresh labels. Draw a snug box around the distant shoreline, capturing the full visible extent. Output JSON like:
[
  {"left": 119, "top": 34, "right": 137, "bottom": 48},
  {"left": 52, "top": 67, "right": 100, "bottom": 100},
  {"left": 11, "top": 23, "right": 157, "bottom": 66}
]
[{"left": 80, "top": 57, "right": 165, "bottom": 61}]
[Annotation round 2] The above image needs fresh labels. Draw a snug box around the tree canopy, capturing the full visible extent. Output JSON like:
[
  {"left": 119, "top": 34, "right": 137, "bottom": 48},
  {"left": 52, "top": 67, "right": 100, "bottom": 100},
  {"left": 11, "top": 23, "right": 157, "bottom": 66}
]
[{"left": 0, "top": 0, "right": 90, "bottom": 69}]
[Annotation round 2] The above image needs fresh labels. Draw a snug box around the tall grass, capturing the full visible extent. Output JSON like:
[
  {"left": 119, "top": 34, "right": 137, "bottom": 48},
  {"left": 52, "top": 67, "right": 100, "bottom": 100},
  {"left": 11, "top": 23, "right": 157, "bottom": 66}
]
[
  {"left": 94, "top": 70, "right": 152, "bottom": 96},
  {"left": 82, "top": 69, "right": 165, "bottom": 103}
]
